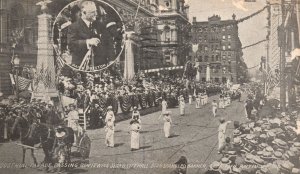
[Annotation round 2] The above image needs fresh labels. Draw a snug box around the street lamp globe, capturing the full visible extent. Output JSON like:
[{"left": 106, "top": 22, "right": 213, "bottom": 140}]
[{"left": 13, "top": 55, "right": 20, "bottom": 67}]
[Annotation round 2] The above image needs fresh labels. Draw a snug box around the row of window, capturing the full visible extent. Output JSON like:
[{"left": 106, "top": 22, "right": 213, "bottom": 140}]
[
  {"left": 196, "top": 44, "right": 232, "bottom": 52},
  {"left": 194, "top": 25, "right": 234, "bottom": 33},
  {"left": 198, "top": 66, "right": 232, "bottom": 73}
]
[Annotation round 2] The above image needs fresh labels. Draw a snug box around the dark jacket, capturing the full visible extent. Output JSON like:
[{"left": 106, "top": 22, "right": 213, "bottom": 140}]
[{"left": 67, "top": 18, "right": 112, "bottom": 66}]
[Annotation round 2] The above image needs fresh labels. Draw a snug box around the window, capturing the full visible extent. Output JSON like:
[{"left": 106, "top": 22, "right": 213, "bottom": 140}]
[
  {"left": 228, "top": 45, "right": 231, "bottom": 49},
  {"left": 222, "top": 55, "right": 226, "bottom": 60},
  {"left": 164, "top": 50, "right": 171, "bottom": 62},
  {"left": 211, "top": 55, "right": 214, "bottom": 62},
  {"left": 204, "top": 46, "right": 208, "bottom": 51},
  {"left": 222, "top": 35, "right": 226, "bottom": 40},
  {"left": 228, "top": 35, "right": 231, "bottom": 40},
  {"left": 164, "top": 25, "right": 171, "bottom": 42},
  {"left": 216, "top": 55, "right": 219, "bottom": 61},
  {"left": 205, "top": 56, "right": 208, "bottom": 62},
  {"left": 223, "top": 46, "right": 226, "bottom": 50}
]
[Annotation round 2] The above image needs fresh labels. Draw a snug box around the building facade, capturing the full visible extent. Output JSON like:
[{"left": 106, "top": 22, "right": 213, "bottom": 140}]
[
  {"left": 0, "top": 0, "right": 190, "bottom": 95},
  {"left": 191, "top": 14, "right": 247, "bottom": 84}
]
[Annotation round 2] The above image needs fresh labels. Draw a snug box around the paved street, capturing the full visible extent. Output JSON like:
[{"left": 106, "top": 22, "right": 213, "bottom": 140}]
[{"left": 0, "top": 94, "right": 247, "bottom": 174}]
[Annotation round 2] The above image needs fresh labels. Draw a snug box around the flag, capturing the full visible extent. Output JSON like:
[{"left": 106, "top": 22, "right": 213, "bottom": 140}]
[{"left": 10, "top": 75, "right": 32, "bottom": 91}]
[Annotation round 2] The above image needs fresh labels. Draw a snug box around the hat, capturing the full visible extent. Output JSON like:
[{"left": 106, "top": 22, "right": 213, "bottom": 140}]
[
  {"left": 265, "top": 146, "right": 274, "bottom": 152},
  {"left": 233, "top": 137, "right": 242, "bottom": 146},
  {"left": 245, "top": 153, "right": 254, "bottom": 163},
  {"left": 259, "top": 143, "right": 268, "bottom": 149},
  {"left": 219, "top": 164, "right": 231, "bottom": 173},
  {"left": 273, "top": 151, "right": 283, "bottom": 159},
  {"left": 220, "top": 157, "right": 231, "bottom": 164},
  {"left": 233, "top": 129, "right": 242, "bottom": 136},
  {"left": 245, "top": 134, "right": 255, "bottom": 141},
  {"left": 279, "top": 161, "right": 294, "bottom": 173},
  {"left": 249, "top": 139, "right": 258, "bottom": 146},
  {"left": 261, "top": 151, "right": 273, "bottom": 159},
  {"left": 283, "top": 151, "right": 296, "bottom": 160},
  {"left": 293, "top": 142, "right": 300, "bottom": 149},
  {"left": 209, "top": 161, "right": 220, "bottom": 171},
  {"left": 107, "top": 106, "right": 113, "bottom": 110},
  {"left": 253, "top": 156, "right": 265, "bottom": 165},
  {"left": 267, "top": 131, "right": 276, "bottom": 138},
  {"left": 55, "top": 131, "right": 66, "bottom": 138}
]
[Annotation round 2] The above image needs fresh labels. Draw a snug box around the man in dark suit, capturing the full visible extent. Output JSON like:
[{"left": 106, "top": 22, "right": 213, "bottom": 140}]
[{"left": 67, "top": 1, "right": 107, "bottom": 67}]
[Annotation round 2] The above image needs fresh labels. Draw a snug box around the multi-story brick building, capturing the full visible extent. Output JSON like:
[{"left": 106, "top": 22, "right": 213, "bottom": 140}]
[{"left": 191, "top": 14, "right": 247, "bottom": 84}]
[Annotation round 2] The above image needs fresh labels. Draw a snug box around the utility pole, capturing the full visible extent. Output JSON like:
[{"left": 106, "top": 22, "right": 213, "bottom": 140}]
[{"left": 279, "top": 0, "right": 286, "bottom": 111}]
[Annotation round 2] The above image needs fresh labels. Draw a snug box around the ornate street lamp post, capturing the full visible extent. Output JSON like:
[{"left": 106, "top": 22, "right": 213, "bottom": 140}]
[{"left": 13, "top": 55, "right": 20, "bottom": 101}]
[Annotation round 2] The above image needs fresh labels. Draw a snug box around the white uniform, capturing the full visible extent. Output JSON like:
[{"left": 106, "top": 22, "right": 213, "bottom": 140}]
[
  {"left": 163, "top": 115, "right": 172, "bottom": 138},
  {"left": 130, "top": 123, "right": 140, "bottom": 149},
  {"left": 179, "top": 99, "right": 185, "bottom": 116},
  {"left": 196, "top": 96, "right": 201, "bottom": 109},
  {"left": 212, "top": 101, "right": 218, "bottom": 117},
  {"left": 105, "top": 111, "right": 115, "bottom": 147}
]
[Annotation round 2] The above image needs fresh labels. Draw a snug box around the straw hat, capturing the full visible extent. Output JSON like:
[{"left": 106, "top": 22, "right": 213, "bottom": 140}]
[
  {"left": 220, "top": 157, "right": 231, "bottom": 165},
  {"left": 107, "top": 106, "right": 113, "bottom": 110},
  {"left": 209, "top": 161, "right": 220, "bottom": 171},
  {"left": 55, "top": 131, "right": 66, "bottom": 138},
  {"left": 273, "top": 151, "right": 283, "bottom": 159},
  {"left": 219, "top": 164, "right": 231, "bottom": 174},
  {"left": 245, "top": 153, "right": 254, "bottom": 163}
]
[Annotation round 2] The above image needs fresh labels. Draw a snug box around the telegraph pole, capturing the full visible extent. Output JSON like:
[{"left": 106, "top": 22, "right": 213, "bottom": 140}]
[{"left": 279, "top": 0, "right": 286, "bottom": 111}]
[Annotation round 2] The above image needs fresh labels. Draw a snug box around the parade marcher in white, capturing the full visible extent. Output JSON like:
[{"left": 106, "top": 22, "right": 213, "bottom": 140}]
[
  {"left": 132, "top": 106, "right": 141, "bottom": 123},
  {"left": 218, "top": 117, "right": 231, "bottom": 153},
  {"left": 200, "top": 93, "right": 205, "bottom": 106},
  {"left": 66, "top": 104, "right": 80, "bottom": 145},
  {"left": 130, "top": 119, "right": 140, "bottom": 151},
  {"left": 179, "top": 96, "right": 185, "bottom": 116},
  {"left": 163, "top": 111, "right": 172, "bottom": 138},
  {"left": 203, "top": 91, "right": 208, "bottom": 105},
  {"left": 212, "top": 100, "right": 218, "bottom": 117},
  {"left": 105, "top": 106, "right": 115, "bottom": 148},
  {"left": 162, "top": 98, "right": 168, "bottom": 113},
  {"left": 195, "top": 94, "right": 201, "bottom": 109},
  {"left": 189, "top": 94, "right": 192, "bottom": 104}
]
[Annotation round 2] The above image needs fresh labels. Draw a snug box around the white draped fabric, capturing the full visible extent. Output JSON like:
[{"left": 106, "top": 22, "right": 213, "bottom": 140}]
[
  {"left": 206, "top": 65, "right": 210, "bottom": 82},
  {"left": 124, "top": 39, "right": 135, "bottom": 80}
]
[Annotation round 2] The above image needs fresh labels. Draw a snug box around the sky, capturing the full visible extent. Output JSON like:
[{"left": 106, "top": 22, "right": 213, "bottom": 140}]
[{"left": 187, "top": 0, "right": 268, "bottom": 71}]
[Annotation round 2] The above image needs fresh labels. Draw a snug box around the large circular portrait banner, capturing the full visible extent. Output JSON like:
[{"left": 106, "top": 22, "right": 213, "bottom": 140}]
[{"left": 53, "top": 0, "right": 125, "bottom": 72}]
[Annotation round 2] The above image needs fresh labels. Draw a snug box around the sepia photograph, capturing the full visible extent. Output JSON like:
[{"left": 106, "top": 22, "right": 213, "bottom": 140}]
[{"left": 0, "top": 0, "right": 299, "bottom": 173}]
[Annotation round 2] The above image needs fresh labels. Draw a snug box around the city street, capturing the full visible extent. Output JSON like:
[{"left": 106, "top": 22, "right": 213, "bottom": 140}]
[{"left": 0, "top": 94, "right": 247, "bottom": 174}]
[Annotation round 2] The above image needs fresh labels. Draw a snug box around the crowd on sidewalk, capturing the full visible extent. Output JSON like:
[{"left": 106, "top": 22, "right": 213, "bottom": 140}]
[{"left": 205, "top": 87, "right": 300, "bottom": 174}]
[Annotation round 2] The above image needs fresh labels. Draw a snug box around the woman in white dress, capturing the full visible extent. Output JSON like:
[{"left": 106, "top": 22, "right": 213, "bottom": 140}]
[
  {"left": 105, "top": 106, "right": 115, "bottom": 148},
  {"left": 159, "top": 111, "right": 172, "bottom": 138},
  {"left": 66, "top": 104, "right": 80, "bottom": 145},
  {"left": 179, "top": 96, "right": 185, "bottom": 116},
  {"left": 130, "top": 120, "right": 141, "bottom": 151}
]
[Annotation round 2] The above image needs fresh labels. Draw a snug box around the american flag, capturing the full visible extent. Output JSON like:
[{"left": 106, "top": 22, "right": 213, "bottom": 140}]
[{"left": 9, "top": 74, "right": 32, "bottom": 91}]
